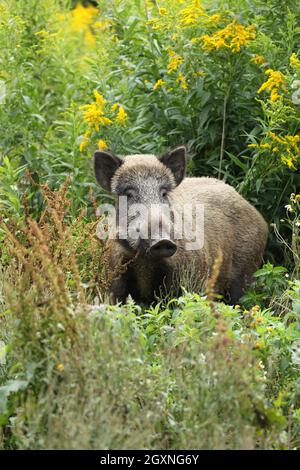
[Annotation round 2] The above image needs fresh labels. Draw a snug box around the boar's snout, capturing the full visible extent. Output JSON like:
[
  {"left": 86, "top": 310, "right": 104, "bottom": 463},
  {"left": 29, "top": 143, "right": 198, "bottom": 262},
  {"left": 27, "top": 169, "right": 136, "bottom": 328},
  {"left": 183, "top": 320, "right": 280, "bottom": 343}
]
[{"left": 149, "top": 239, "right": 177, "bottom": 258}]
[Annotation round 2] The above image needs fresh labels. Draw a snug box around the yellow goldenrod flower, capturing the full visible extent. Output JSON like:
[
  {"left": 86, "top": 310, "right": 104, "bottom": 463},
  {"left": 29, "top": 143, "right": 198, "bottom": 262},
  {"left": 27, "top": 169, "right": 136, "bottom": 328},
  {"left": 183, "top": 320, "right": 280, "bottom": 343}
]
[
  {"left": 201, "top": 20, "right": 256, "bottom": 53},
  {"left": 98, "top": 139, "right": 108, "bottom": 150},
  {"left": 290, "top": 53, "right": 300, "bottom": 69},
  {"left": 251, "top": 55, "right": 265, "bottom": 65},
  {"left": 80, "top": 91, "right": 112, "bottom": 131},
  {"left": 270, "top": 89, "right": 280, "bottom": 102},
  {"left": 258, "top": 69, "right": 286, "bottom": 102},
  {"left": 260, "top": 143, "right": 271, "bottom": 149},
  {"left": 116, "top": 105, "right": 127, "bottom": 125},
  {"left": 159, "top": 8, "right": 167, "bottom": 15},
  {"left": 153, "top": 78, "right": 166, "bottom": 90},
  {"left": 280, "top": 155, "right": 296, "bottom": 170},
  {"left": 110, "top": 102, "right": 119, "bottom": 112},
  {"left": 267, "top": 131, "right": 300, "bottom": 170},
  {"left": 79, "top": 129, "right": 92, "bottom": 152},
  {"left": 69, "top": 3, "right": 98, "bottom": 32},
  {"left": 205, "top": 13, "right": 223, "bottom": 25},
  {"left": 167, "top": 51, "right": 184, "bottom": 74},
  {"left": 177, "top": 71, "right": 188, "bottom": 90},
  {"left": 178, "top": 0, "right": 205, "bottom": 27},
  {"left": 94, "top": 90, "right": 106, "bottom": 108}
]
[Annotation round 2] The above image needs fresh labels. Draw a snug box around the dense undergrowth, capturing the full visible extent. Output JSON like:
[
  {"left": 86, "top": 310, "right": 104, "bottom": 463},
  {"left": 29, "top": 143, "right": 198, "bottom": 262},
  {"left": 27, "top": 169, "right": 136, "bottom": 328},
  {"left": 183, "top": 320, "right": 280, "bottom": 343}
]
[{"left": 0, "top": 0, "right": 300, "bottom": 449}]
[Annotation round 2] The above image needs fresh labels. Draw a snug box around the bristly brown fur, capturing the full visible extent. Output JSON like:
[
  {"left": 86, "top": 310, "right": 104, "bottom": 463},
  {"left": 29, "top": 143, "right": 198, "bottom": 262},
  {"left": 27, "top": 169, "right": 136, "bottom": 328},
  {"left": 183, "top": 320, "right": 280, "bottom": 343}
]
[{"left": 100, "top": 153, "right": 269, "bottom": 305}]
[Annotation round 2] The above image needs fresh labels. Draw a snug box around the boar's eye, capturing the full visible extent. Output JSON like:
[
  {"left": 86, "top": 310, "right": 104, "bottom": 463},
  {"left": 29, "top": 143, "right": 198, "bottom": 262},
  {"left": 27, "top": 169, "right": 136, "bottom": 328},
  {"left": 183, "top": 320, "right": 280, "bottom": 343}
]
[
  {"left": 124, "top": 188, "right": 136, "bottom": 199},
  {"left": 160, "top": 187, "right": 169, "bottom": 199}
]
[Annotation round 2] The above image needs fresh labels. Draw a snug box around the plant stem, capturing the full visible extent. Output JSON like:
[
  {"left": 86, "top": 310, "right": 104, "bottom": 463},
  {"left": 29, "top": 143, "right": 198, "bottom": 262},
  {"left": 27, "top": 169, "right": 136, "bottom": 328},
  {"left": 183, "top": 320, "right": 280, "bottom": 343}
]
[{"left": 218, "top": 93, "right": 228, "bottom": 179}]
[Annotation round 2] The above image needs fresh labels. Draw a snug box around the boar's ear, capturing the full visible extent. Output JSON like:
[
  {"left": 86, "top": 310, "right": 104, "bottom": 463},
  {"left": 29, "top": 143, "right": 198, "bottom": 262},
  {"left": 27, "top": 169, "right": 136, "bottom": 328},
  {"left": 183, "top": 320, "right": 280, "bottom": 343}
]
[
  {"left": 160, "top": 146, "right": 186, "bottom": 186},
  {"left": 94, "top": 150, "right": 123, "bottom": 192}
]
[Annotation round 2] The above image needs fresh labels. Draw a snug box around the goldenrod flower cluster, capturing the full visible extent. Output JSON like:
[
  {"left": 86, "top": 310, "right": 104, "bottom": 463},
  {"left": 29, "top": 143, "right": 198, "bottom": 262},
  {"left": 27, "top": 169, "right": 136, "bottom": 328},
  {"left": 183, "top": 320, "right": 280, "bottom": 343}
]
[
  {"left": 249, "top": 132, "right": 300, "bottom": 170},
  {"left": 258, "top": 69, "right": 286, "bottom": 102},
  {"left": 201, "top": 20, "right": 256, "bottom": 52},
  {"left": 79, "top": 91, "right": 127, "bottom": 151},
  {"left": 290, "top": 53, "right": 300, "bottom": 69},
  {"left": 251, "top": 55, "right": 265, "bottom": 65},
  {"left": 178, "top": 0, "right": 205, "bottom": 27},
  {"left": 57, "top": 3, "right": 112, "bottom": 49},
  {"left": 153, "top": 79, "right": 166, "bottom": 91},
  {"left": 167, "top": 50, "right": 184, "bottom": 74},
  {"left": 69, "top": 3, "right": 98, "bottom": 32},
  {"left": 177, "top": 71, "right": 188, "bottom": 90}
]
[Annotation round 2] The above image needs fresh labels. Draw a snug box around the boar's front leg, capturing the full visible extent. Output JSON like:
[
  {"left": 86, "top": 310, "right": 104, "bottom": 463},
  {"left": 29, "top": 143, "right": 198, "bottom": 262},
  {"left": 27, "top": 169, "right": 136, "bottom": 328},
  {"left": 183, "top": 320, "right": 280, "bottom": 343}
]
[{"left": 109, "top": 269, "right": 136, "bottom": 304}]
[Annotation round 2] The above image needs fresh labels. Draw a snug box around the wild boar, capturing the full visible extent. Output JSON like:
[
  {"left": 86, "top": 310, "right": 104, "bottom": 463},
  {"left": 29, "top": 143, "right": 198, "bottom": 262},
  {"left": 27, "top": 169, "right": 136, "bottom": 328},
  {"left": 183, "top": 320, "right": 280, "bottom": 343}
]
[{"left": 94, "top": 146, "right": 268, "bottom": 304}]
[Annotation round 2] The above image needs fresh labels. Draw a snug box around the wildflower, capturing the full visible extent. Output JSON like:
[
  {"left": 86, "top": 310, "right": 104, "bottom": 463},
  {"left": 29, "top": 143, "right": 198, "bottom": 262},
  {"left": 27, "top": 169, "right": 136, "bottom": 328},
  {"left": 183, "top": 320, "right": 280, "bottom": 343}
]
[
  {"left": 110, "top": 102, "right": 119, "bottom": 112},
  {"left": 153, "top": 78, "right": 166, "bottom": 90},
  {"left": 167, "top": 51, "right": 184, "bottom": 74},
  {"left": 56, "top": 363, "right": 64, "bottom": 372},
  {"left": 258, "top": 69, "right": 286, "bottom": 102},
  {"left": 98, "top": 139, "right": 108, "bottom": 150},
  {"left": 80, "top": 91, "right": 112, "bottom": 131},
  {"left": 94, "top": 90, "right": 106, "bottom": 108},
  {"left": 79, "top": 129, "right": 92, "bottom": 152},
  {"left": 205, "top": 13, "right": 223, "bottom": 25},
  {"left": 69, "top": 3, "right": 98, "bottom": 32},
  {"left": 252, "top": 305, "right": 261, "bottom": 313},
  {"left": 178, "top": 0, "right": 205, "bottom": 27},
  {"left": 159, "top": 8, "right": 167, "bottom": 15},
  {"left": 281, "top": 156, "right": 297, "bottom": 170},
  {"left": 201, "top": 20, "right": 256, "bottom": 53},
  {"left": 285, "top": 204, "right": 293, "bottom": 212},
  {"left": 177, "top": 71, "right": 188, "bottom": 90},
  {"left": 248, "top": 143, "right": 258, "bottom": 148},
  {"left": 251, "top": 55, "right": 265, "bottom": 65},
  {"left": 290, "top": 53, "right": 300, "bottom": 69},
  {"left": 234, "top": 304, "right": 240, "bottom": 310},
  {"left": 260, "top": 143, "right": 271, "bottom": 149},
  {"left": 116, "top": 105, "right": 127, "bottom": 125}
]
